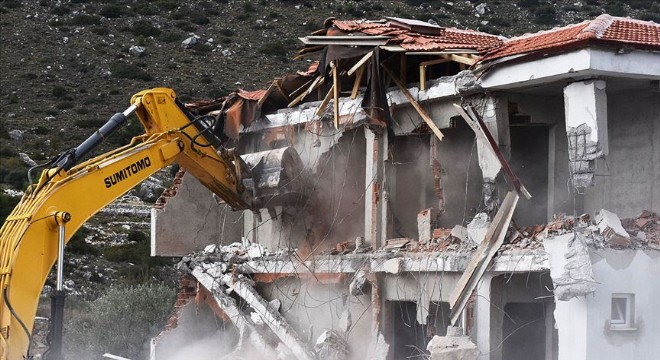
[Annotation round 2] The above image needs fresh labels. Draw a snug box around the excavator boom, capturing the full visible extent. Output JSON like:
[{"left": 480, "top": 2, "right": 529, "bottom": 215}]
[{"left": 0, "top": 88, "right": 256, "bottom": 359}]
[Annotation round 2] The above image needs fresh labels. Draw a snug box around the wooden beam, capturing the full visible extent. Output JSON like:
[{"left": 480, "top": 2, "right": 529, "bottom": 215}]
[
  {"left": 448, "top": 191, "right": 520, "bottom": 325},
  {"left": 419, "top": 58, "right": 452, "bottom": 90},
  {"left": 347, "top": 52, "right": 373, "bottom": 76},
  {"left": 351, "top": 65, "right": 366, "bottom": 99},
  {"left": 288, "top": 76, "right": 325, "bottom": 108},
  {"left": 453, "top": 104, "right": 532, "bottom": 199},
  {"left": 382, "top": 65, "right": 444, "bottom": 141},
  {"left": 316, "top": 84, "right": 334, "bottom": 116},
  {"left": 399, "top": 53, "right": 407, "bottom": 84},
  {"left": 257, "top": 81, "right": 276, "bottom": 107},
  {"left": 333, "top": 61, "right": 340, "bottom": 128},
  {"left": 441, "top": 53, "right": 476, "bottom": 66}
]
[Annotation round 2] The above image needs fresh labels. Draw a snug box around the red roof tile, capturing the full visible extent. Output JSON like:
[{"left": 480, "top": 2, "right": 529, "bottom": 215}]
[
  {"left": 331, "top": 19, "right": 502, "bottom": 52},
  {"left": 480, "top": 15, "right": 660, "bottom": 62}
]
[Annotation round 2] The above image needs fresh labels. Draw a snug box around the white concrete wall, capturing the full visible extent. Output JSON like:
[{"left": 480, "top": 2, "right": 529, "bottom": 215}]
[
  {"left": 583, "top": 91, "right": 660, "bottom": 217},
  {"left": 586, "top": 249, "right": 660, "bottom": 359}
]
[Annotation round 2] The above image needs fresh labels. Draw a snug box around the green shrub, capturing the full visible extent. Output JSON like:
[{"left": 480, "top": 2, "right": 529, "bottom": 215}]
[
  {"left": 0, "top": 122, "right": 8, "bottom": 139},
  {"left": 69, "top": 14, "right": 102, "bottom": 26},
  {"left": 3, "top": 0, "right": 21, "bottom": 9},
  {"left": 533, "top": 5, "right": 556, "bottom": 25},
  {"left": 0, "top": 193, "right": 20, "bottom": 224},
  {"left": 219, "top": 28, "right": 234, "bottom": 36},
  {"left": 517, "top": 0, "right": 540, "bottom": 8},
  {"left": 127, "top": 230, "right": 148, "bottom": 243},
  {"left": 52, "top": 86, "right": 67, "bottom": 98},
  {"left": 56, "top": 101, "right": 74, "bottom": 110},
  {"left": 243, "top": 2, "right": 256, "bottom": 12},
  {"left": 0, "top": 156, "right": 28, "bottom": 190},
  {"left": 131, "top": 21, "right": 161, "bottom": 37},
  {"left": 74, "top": 118, "right": 105, "bottom": 128},
  {"left": 34, "top": 125, "right": 50, "bottom": 135},
  {"left": 258, "top": 41, "right": 287, "bottom": 59},
  {"left": 158, "top": 30, "right": 185, "bottom": 43},
  {"left": 134, "top": 3, "right": 157, "bottom": 16},
  {"left": 605, "top": 1, "right": 626, "bottom": 16},
  {"left": 155, "top": 0, "right": 179, "bottom": 11},
  {"left": 490, "top": 17, "right": 511, "bottom": 27},
  {"left": 51, "top": 6, "right": 70, "bottom": 15},
  {"left": 20, "top": 73, "right": 38, "bottom": 80},
  {"left": 174, "top": 20, "right": 196, "bottom": 32},
  {"left": 110, "top": 62, "right": 153, "bottom": 81},
  {"left": 190, "top": 13, "right": 209, "bottom": 25},
  {"left": 99, "top": 4, "right": 125, "bottom": 18},
  {"left": 64, "top": 283, "right": 175, "bottom": 359},
  {"left": 67, "top": 228, "right": 100, "bottom": 256}
]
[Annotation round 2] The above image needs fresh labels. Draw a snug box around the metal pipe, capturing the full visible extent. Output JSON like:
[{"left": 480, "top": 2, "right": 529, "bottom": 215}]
[{"left": 56, "top": 224, "right": 65, "bottom": 291}]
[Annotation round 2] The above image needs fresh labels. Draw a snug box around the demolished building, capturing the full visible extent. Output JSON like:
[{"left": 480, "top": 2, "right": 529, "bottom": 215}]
[{"left": 150, "top": 15, "right": 660, "bottom": 360}]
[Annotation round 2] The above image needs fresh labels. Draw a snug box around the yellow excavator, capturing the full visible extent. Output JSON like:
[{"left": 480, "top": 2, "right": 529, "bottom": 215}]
[{"left": 0, "top": 88, "right": 302, "bottom": 360}]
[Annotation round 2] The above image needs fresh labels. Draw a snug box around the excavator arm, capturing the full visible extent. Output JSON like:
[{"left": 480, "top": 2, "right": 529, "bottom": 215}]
[{"left": 0, "top": 88, "right": 258, "bottom": 359}]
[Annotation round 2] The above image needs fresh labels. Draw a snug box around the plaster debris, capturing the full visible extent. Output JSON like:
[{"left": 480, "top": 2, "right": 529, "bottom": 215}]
[
  {"left": 349, "top": 270, "right": 367, "bottom": 296},
  {"left": 383, "top": 258, "right": 402, "bottom": 274},
  {"left": 467, "top": 213, "right": 490, "bottom": 244},
  {"left": 427, "top": 326, "right": 477, "bottom": 360},
  {"left": 595, "top": 209, "right": 630, "bottom": 247},
  {"left": 314, "top": 330, "right": 349, "bottom": 360}
]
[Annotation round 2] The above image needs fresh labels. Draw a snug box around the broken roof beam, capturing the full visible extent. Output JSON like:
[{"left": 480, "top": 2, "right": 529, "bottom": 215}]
[
  {"left": 453, "top": 104, "right": 532, "bottom": 199},
  {"left": 333, "top": 61, "right": 340, "bottom": 128},
  {"left": 441, "top": 54, "right": 477, "bottom": 66},
  {"left": 299, "top": 35, "right": 390, "bottom": 46},
  {"left": 382, "top": 65, "right": 444, "bottom": 140},
  {"left": 448, "top": 191, "right": 520, "bottom": 325}
]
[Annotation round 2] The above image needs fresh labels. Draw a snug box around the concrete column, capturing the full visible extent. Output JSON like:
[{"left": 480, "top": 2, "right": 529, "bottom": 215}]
[
  {"left": 474, "top": 273, "right": 495, "bottom": 360},
  {"left": 563, "top": 80, "right": 608, "bottom": 188},
  {"left": 364, "top": 127, "right": 387, "bottom": 248},
  {"left": 544, "top": 234, "right": 588, "bottom": 360},
  {"left": 472, "top": 96, "right": 509, "bottom": 213}
]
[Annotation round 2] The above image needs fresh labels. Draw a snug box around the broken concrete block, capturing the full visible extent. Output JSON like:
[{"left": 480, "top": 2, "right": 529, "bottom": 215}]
[
  {"left": 450, "top": 226, "right": 468, "bottom": 243},
  {"left": 547, "top": 233, "right": 596, "bottom": 301},
  {"left": 367, "top": 332, "right": 389, "bottom": 360},
  {"left": 268, "top": 299, "right": 281, "bottom": 312},
  {"left": 247, "top": 243, "right": 267, "bottom": 258},
  {"left": 349, "top": 270, "right": 367, "bottom": 296},
  {"left": 467, "top": 213, "right": 490, "bottom": 244},
  {"left": 203, "top": 244, "right": 217, "bottom": 254},
  {"left": 383, "top": 258, "right": 402, "bottom": 274},
  {"left": 418, "top": 208, "right": 442, "bottom": 244},
  {"left": 595, "top": 209, "right": 630, "bottom": 240},
  {"left": 427, "top": 326, "right": 477, "bottom": 360},
  {"left": 315, "top": 330, "right": 349, "bottom": 360},
  {"left": 339, "top": 310, "right": 352, "bottom": 334}
]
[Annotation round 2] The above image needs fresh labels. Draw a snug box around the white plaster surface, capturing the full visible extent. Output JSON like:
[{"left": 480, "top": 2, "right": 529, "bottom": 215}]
[
  {"left": 586, "top": 249, "right": 660, "bottom": 360},
  {"left": 563, "top": 80, "right": 608, "bottom": 150},
  {"left": 543, "top": 234, "right": 588, "bottom": 360}
]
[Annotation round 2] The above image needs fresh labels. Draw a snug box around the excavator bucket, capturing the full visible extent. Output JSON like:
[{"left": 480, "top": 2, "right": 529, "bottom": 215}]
[{"left": 241, "top": 147, "right": 310, "bottom": 209}]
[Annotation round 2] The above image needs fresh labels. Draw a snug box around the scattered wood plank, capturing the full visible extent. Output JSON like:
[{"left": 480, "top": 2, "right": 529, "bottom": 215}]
[
  {"left": 453, "top": 104, "right": 532, "bottom": 200},
  {"left": 382, "top": 65, "right": 444, "bottom": 141},
  {"left": 351, "top": 65, "right": 366, "bottom": 99},
  {"left": 257, "top": 80, "right": 277, "bottom": 107},
  {"left": 288, "top": 76, "right": 325, "bottom": 108},
  {"left": 347, "top": 52, "right": 373, "bottom": 76},
  {"left": 448, "top": 191, "right": 520, "bottom": 325},
  {"left": 316, "top": 84, "right": 334, "bottom": 116},
  {"left": 333, "top": 61, "right": 340, "bottom": 129}
]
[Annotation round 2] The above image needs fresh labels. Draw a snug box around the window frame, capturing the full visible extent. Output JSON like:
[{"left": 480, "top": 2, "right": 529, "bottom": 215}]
[{"left": 610, "top": 293, "right": 635, "bottom": 330}]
